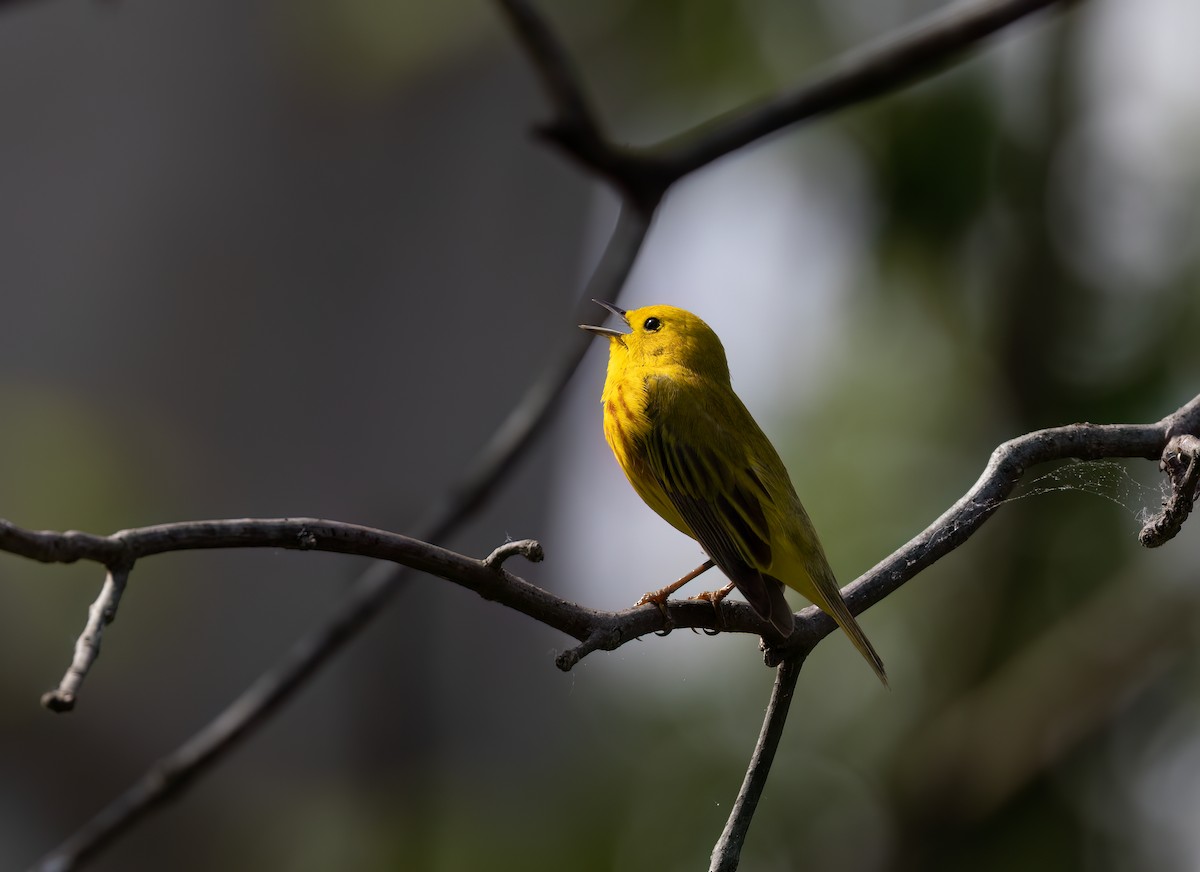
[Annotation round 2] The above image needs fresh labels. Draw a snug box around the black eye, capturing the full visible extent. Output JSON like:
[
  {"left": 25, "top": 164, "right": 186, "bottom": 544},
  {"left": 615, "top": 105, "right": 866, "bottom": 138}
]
[{"left": 643, "top": 317, "right": 661, "bottom": 332}]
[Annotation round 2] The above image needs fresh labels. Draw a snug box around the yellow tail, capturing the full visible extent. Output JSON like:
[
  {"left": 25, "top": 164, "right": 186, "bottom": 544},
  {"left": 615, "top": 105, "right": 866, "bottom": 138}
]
[{"left": 817, "top": 585, "right": 888, "bottom": 688}]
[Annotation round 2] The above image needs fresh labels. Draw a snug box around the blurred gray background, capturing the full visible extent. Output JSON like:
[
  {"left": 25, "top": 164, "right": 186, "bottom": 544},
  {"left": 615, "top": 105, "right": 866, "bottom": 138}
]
[{"left": 2, "top": 1, "right": 1199, "bottom": 870}]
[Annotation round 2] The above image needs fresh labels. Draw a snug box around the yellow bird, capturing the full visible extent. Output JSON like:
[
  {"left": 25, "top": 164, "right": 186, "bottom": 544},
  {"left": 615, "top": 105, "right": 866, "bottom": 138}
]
[{"left": 581, "top": 301, "right": 887, "bottom": 685}]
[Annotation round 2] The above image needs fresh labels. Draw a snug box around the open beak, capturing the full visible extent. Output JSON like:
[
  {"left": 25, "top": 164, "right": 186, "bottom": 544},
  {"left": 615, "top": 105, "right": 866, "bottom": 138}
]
[{"left": 579, "top": 299, "right": 630, "bottom": 339}]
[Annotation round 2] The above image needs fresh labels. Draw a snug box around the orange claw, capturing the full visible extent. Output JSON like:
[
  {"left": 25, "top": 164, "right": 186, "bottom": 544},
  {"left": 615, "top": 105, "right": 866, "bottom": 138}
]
[
  {"left": 688, "top": 581, "right": 736, "bottom": 605},
  {"left": 689, "top": 581, "right": 736, "bottom": 633}
]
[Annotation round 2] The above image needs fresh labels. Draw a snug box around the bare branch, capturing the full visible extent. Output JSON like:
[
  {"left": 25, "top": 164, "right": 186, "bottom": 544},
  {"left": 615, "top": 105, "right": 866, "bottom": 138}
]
[
  {"left": 710, "top": 653, "right": 806, "bottom": 872},
  {"left": 1, "top": 518, "right": 595, "bottom": 666},
  {"left": 658, "top": 0, "right": 1073, "bottom": 178},
  {"left": 41, "top": 565, "right": 131, "bottom": 713},
  {"left": 0, "top": 516, "right": 767, "bottom": 658},
  {"left": 499, "top": 0, "right": 1077, "bottom": 204},
  {"left": 773, "top": 393, "right": 1200, "bottom": 662}
]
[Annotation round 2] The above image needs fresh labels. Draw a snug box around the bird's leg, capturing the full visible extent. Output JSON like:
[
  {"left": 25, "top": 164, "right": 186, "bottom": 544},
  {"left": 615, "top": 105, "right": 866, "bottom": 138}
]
[{"left": 635, "top": 559, "right": 716, "bottom": 623}]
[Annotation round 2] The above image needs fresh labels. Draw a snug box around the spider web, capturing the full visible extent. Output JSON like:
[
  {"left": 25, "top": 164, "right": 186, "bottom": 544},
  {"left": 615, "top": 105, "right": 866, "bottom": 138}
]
[{"left": 998, "top": 458, "right": 1167, "bottom": 527}]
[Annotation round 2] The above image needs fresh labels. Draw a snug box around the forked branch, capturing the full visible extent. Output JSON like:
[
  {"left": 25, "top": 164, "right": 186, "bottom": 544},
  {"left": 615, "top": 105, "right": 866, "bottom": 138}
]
[{"left": 498, "top": 0, "right": 1073, "bottom": 206}]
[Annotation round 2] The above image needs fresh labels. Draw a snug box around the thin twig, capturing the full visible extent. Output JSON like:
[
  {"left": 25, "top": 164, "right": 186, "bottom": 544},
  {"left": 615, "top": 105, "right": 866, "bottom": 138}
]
[
  {"left": 710, "top": 653, "right": 806, "bottom": 872},
  {"left": 41, "top": 565, "right": 131, "bottom": 712},
  {"left": 484, "top": 538, "right": 545, "bottom": 569}
]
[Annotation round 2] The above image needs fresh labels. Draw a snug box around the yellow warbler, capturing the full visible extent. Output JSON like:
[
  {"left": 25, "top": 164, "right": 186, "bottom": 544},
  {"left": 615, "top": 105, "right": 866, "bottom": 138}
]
[{"left": 581, "top": 301, "right": 887, "bottom": 685}]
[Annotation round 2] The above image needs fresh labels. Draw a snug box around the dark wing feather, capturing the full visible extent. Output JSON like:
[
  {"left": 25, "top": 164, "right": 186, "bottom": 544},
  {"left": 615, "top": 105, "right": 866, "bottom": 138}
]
[{"left": 639, "top": 398, "right": 793, "bottom": 635}]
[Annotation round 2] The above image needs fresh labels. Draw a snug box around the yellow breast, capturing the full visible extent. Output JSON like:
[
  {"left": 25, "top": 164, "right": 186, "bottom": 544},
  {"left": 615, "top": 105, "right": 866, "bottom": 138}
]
[{"left": 601, "top": 375, "right": 693, "bottom": 538}]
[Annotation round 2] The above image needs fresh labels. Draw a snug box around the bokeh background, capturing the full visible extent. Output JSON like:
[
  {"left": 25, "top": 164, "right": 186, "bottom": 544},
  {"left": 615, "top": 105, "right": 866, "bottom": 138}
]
[{"left": 1, "top": 0, "right": 1199, "bottom": 869}]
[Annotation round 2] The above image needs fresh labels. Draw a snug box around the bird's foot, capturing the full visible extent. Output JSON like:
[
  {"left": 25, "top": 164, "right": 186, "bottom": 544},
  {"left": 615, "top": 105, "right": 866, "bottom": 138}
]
[
  {"left": 634, "top": 559, "right": 717, "bottom": 635},
  {"left": 689, "top": 582, "right": 736, "bottom": 634},
  {"left": 634, "top": 587, "right": 676, "bottom": 635},
  {"left": 688, "top": 582, "right": 736, "bottom": 606}
]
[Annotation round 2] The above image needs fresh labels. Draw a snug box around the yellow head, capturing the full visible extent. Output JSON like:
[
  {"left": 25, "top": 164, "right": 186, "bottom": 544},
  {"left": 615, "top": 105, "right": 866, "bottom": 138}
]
[{"left": 580, "top": 301, "right": 731, "bottom": 384}]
